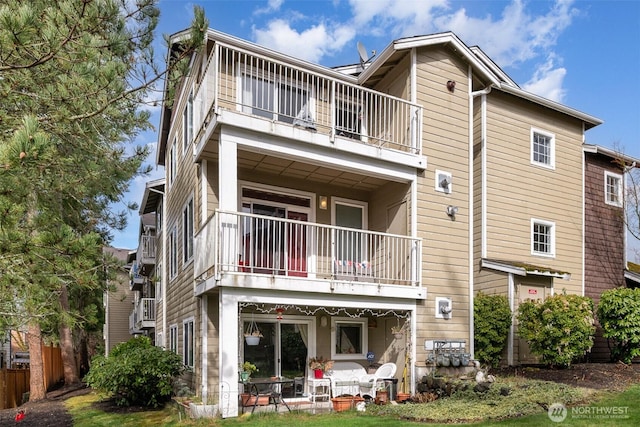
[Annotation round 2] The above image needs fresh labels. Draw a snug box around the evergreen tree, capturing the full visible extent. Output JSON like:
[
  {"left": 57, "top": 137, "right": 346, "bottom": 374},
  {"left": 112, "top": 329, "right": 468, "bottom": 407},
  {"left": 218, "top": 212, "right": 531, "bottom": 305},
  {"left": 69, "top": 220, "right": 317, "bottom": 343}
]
[{"left": 0, "top": 0, "right": 206, "bottom": 399}]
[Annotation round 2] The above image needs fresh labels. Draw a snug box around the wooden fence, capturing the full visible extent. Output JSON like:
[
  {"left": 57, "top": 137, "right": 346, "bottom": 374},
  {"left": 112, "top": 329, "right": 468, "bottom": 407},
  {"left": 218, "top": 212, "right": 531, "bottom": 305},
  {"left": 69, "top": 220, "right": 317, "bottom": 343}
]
[{"left": 0, "top": 344, "right": 64, "bottom": 410}]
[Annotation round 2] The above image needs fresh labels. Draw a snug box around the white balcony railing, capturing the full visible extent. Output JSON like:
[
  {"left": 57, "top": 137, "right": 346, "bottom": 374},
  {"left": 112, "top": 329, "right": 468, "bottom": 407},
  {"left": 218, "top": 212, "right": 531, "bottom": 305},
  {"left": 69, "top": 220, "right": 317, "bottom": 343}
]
[
  {"left": 193, "top": 42, "right": 422, "bottom": 156},
  {"left": 136, "top": 298, "right": 156, "bottom": 322},
  {"left": 138, "top": 235, "right": 156, "bottom": 265},
  {"left": 195, "top": 210, "right": 421, "bottom": 287}
]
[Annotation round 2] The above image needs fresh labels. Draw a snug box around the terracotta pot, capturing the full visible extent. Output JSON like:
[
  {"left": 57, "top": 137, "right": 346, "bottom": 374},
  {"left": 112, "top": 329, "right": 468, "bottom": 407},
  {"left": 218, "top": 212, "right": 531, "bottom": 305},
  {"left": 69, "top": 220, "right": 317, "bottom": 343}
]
[
  {"left": 240, "top": 393, "right": 270, "bottom": 406},
  {"left": 331, "top": 396, "right": 355, "bottom": 412},
  {"left": 375, "top": 390, "right": 389, "bottom": 405},
  {"left": 395, "top": 392, "right": 410, "bottom": 402}
]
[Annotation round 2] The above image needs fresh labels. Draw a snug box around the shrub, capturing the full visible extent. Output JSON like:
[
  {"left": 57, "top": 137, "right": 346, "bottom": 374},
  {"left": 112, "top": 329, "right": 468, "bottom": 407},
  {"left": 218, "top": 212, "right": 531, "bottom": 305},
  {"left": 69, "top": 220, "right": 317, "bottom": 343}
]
[
  {"left": 517, "top": 292, "right": 595, "bottom": 367},
  {"left": 474, "top": 292, "right": 512, "bottom": 367},
  {"left": 84, "top": 336, "right": 186, "bottom": 407},
  {"left": 597, "top": 287, "right": 640, "bottom": 363}
]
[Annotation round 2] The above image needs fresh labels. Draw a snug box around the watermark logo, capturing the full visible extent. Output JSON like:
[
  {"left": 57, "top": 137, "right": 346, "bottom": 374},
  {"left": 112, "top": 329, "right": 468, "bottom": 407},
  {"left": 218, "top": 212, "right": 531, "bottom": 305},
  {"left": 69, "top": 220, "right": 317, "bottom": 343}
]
[
  {"left": 548, "top": 403, "right": 568, "bottom": 423},
  {"left": 548, "top": 403, "right": 630, "bottom": 422}
]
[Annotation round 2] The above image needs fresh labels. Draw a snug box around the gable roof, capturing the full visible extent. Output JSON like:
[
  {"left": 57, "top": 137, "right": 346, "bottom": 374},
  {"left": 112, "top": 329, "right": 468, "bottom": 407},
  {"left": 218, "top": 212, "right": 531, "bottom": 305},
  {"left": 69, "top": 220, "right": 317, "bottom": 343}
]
[
  {"left": 583, "top": 144, "right": 640, "bottom": 167},
  {"left": 359, "top": 31, "right": 602, "bottom": 130}
]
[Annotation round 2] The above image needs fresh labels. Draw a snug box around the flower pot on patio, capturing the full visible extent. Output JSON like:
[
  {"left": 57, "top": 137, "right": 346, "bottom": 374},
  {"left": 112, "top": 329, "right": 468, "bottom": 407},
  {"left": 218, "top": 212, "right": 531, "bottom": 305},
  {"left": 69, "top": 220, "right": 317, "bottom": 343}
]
[
  {"left": 313, "top": 369, "right": 324, "bottom": 379},
  {"left": 375, "top": 390, "right": 389, "bottom": 405},
  {"left": 331, "top": 396, "right": 359, "bottom": 412},
  {"left": 240, "top": 393, "right": 270, "bottom": 407},
  {"left": 395, "top": 392, "right": 410, "bottom": 403},
  {"left": 245, "top": 335, "right": 260, "bottom": 346}
]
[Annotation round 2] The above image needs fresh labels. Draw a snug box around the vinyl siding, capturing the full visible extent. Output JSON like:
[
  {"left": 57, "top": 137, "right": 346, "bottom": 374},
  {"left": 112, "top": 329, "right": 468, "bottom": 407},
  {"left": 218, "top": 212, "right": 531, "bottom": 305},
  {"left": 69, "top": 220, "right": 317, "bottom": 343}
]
[
  {"left": 484, "top": 91, "right": 584, "bottom": 296},
  {"left": 414, "top": 45, "right": 471, "bottom": 364}
]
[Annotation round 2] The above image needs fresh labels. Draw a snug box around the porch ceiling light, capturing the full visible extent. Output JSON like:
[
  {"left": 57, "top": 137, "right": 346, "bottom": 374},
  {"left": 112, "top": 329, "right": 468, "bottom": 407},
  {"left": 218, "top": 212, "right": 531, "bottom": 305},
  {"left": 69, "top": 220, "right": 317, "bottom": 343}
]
[
  {"left": 276, "top": 307, "right": 284, "bottom": 321},
  {"left": 319, "top": 196, "right": 328, "bottom": 210}
]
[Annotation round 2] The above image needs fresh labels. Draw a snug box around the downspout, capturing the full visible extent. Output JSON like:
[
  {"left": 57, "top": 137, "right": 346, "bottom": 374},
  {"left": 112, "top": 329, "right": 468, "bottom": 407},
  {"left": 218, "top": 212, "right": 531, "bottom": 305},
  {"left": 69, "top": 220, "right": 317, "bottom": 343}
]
[
  {"left": 409, "top": 46, "right": 418, "bottom": 396},
  {"left": 468, "top": 65, "right": 493, "bottom": 359},
  {"left": 581, "top": 127, "right": 586, "bottom": 296}
]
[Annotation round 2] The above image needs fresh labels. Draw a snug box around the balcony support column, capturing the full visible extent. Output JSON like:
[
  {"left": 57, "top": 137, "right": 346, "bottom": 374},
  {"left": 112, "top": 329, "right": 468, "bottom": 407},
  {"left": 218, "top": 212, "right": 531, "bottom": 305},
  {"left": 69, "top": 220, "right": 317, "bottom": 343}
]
[
  {"left": 218, "top": 129, "right": 238, "bottom": 211},
  {"left": 219, "top": 291, "right": 240, "bottom": 417}
]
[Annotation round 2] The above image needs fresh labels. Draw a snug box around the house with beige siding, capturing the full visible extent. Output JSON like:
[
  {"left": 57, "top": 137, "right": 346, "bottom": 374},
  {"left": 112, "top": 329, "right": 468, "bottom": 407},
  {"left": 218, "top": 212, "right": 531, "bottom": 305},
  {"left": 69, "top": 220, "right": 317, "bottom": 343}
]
[
  {"left": 133, "top": 28, "right": 607, "bottom": 417},
  {"left": 102, "top": 247, "right": 135, "bottom": 355}
]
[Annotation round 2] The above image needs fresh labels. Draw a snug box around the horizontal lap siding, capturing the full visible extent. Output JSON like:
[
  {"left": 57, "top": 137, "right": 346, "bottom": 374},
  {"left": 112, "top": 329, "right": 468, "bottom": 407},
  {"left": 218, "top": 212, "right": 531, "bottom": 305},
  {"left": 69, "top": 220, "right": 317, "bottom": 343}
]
[
  {"left": 415, "top": 46, "right": 471, "bottom": 364},
  {"left": 165, "top": 68, "right": 202, "bottom": 391},
  {"left": 484, "top": 92, "right": 584, "bottom": 296},
  {"left": 584, "top": 153, "right": 626, "bottom": 362}
]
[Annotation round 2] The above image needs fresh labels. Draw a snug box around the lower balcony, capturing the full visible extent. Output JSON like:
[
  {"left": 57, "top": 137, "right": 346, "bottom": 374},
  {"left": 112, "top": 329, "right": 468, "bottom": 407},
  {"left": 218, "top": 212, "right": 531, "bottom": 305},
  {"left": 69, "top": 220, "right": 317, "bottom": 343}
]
[
  {"left": 129, "top": 298, "right": 156, "bottom": 332},
  {"left": 194, "top": 210, "right": 423, "bottom": 299}
]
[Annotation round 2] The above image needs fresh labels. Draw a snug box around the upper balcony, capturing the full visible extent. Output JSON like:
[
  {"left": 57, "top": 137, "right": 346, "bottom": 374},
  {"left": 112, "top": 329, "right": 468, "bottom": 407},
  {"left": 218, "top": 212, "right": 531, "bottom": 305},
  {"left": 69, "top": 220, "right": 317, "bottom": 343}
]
[
  {"left": 129, "top": 262, "right": 144, "bottom": 292},
  {"left": 194, "top": 210, "right": 424, "bottom": 300},
  {"left": 136, "top": 235, "right": 156, "bottom": 276},
  {"left": 192, "top": 42, "right": 424, "bottom": 169}
]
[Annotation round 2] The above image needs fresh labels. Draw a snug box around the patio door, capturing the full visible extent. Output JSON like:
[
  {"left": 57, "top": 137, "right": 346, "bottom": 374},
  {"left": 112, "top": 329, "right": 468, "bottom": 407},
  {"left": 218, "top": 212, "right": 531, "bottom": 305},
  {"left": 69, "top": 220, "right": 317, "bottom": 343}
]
[
  {"left": 241, "top": 187, "right": 310, "bottom": 277},
  {"left": 242, "top": 318, "right": 311, "bottom": 379}
]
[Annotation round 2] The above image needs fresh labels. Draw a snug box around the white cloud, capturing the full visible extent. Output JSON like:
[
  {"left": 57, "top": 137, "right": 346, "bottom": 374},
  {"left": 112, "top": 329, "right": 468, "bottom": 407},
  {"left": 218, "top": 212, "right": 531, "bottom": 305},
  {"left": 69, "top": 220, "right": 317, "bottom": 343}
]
[
  {"left": 253, "top": 19, "right": 355, "bottom": 63},
  {"left": 521, "top": 56, "right": 567, "bottom": 103},
  {"left": 254, "top": 0, "right": 284, "bottom": 16}
]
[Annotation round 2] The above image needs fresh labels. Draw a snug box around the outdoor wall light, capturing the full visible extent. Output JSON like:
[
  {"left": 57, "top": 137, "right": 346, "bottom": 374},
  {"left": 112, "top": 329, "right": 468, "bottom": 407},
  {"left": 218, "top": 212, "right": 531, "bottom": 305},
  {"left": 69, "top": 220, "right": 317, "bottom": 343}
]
[
  {"left": 319, "top": 196, "right": 328, "bottom": 210},
  {"left": 446, "top": 205, "right": 458, "bottom": 218}
]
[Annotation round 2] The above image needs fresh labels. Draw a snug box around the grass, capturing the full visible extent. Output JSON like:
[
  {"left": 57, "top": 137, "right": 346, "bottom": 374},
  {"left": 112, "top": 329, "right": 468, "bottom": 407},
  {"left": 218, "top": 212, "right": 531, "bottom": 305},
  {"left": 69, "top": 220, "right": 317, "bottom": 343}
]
[{"left": 66, "top": 382, "right": 640, "bottom": 427}]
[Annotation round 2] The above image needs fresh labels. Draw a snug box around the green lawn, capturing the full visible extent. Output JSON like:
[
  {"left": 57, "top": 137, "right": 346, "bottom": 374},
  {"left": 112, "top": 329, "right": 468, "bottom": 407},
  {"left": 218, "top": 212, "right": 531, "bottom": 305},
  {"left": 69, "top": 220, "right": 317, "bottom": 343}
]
[{"left": 67, "top": 382, "right": 640, "bottom": 427}]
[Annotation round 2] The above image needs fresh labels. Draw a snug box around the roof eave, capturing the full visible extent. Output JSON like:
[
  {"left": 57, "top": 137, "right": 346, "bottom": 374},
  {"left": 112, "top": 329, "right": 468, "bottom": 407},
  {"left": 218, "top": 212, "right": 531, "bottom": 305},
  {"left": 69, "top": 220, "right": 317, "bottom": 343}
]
[
  {"left": 498, "top": 85, "right": 603, "bottom": 129},
  {"left": 583, "top": 144, "right": 640, "bottom": 166}
]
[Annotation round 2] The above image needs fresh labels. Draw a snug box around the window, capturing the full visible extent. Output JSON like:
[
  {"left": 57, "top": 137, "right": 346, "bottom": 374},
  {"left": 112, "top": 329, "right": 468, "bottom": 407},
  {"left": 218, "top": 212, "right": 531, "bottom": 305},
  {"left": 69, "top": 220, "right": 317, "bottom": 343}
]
[
  {"left": 331, "top": 317, "right": 368, "bottom": 360},
  {"left": 169, "top": 139, "right": 176, "bottom": 186},
  {"left": 605, "top": 171, "right": 623, "bottom": 207},
  {"left": 183, "top": 198, "right": 194, "bottom": 264},
  {"left": 332, "top": 199, "right": 368, "bottom": 266},
  {"left": 530, "top": 128, "right": 555, "bottom": 169},
  {"left": 155, "top": 263, "right": 162, "bottom": 302},
  {"left": 156, "top": 332, "right": 163, "bottom": 348},
  {"left": 241, "top": 72, "right": 311, "bottom": 124},
  {"left": 156, "top": 200, "right": 162, "bottom": 233},
  {"left": 531, "top": 218, "right": 555, "bottom": 257},
  {"left": 169, "top": 324, "right": 178, "bottom": 353},
  {"left": 183, "top": 318, "right": 194, "bottom": 367},
  {"left": 183, "top": 91, "right": 193, "bottom": 154},
  {"left": 169, "top": 225, "right": 177, "bottom": 279}
]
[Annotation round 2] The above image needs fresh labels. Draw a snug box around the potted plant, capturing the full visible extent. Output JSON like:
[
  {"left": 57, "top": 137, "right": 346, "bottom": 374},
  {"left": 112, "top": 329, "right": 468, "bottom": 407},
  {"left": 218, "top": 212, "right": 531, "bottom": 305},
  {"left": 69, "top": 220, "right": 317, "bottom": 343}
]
[
  {"left": 239, "top": 361, "right": 258, "bottom": 382},
  {"left": 308, "top": 356, "right": 333, "bottom": 379},
  {"left": 375, "top": 382, "right": 389, "bottom": 404},
  {"left": 244, "top": 316, "right": 263, "bottom": 345}
]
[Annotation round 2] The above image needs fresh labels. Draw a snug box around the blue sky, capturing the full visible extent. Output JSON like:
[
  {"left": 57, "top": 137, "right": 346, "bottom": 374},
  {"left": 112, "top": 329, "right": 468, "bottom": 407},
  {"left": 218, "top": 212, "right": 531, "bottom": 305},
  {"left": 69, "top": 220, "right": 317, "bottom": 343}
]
[{"left": 112, "top": 0, "right": 640, "bottom": 259}]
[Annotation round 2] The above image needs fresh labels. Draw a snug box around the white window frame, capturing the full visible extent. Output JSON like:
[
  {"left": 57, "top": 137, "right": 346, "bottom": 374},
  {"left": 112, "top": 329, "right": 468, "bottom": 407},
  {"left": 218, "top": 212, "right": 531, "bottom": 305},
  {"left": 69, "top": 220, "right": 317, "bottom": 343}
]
[
  {"left": 156, "top": 199, "right": 163, "bottom": 233},
  {"left": 183, "top": 90, "right": 193, "bottom": 155},
  {"left": 182, "top": 196, "right": 194, "bottom": 265},
  {"left": 237, "top": 67, "right": 315, "bottom": 124},
  {"left": 169, "top": 138, "right": 177, "bottom": 186},
  {"left": 183, "top": 317, "right": 195, "bottom": 368},
  {"left": 330, "top": 317, "right": 368, "bottom": 360},
  {"left": 155, "top": 263, "right": 162, "bottom": 303},
  {"left": 604, "top": 171, "right": 623, "bottom": 207},
  {"left": 531, "top": 218, "right": 555, "bottom": 257},
  {"left": 156, "top": 332, "right": 163, "bottom": 348},
  {"left": 169, "top": 324, "right": 178, "bottom": 353},
  {"left": 530, "top": 128, "right": 555, "bottom": 170},
  {"left": 169, "top": 225, "right": 178, "bottom": 279}
]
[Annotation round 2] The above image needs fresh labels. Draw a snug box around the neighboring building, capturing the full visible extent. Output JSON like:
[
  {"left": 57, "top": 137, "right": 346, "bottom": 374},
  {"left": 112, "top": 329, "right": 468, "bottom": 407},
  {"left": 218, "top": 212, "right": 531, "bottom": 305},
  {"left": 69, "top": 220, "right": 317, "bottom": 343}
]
[
  {"left": 583, "top": 144, "right": 640, "bottom": 361},
  {"left": 136, "top": 28, "right": 608, "bottom": 417},
  {"left": 102, "top": 246, "right": 134, "bottom": 355}
]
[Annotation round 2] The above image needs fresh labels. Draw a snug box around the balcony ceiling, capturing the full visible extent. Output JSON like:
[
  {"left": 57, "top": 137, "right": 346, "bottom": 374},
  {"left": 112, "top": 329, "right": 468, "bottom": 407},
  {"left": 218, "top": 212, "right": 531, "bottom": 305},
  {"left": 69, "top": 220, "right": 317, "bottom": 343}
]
[{"left": 238, "top": 151, "right": 388, "bottom": 192}]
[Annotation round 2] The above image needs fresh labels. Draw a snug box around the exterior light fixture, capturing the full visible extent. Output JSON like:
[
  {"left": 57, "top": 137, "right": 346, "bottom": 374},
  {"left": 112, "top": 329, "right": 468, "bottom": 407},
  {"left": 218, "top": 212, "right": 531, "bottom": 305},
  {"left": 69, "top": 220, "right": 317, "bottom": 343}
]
[
  {"left": 319, "top": 196, "right": 328, "bottom": 210},
  {"left": 276, "top": 307, "right": 284, "bottom": 320}
]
